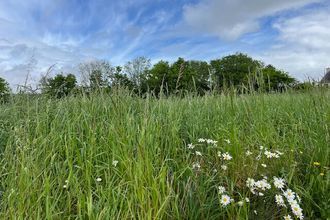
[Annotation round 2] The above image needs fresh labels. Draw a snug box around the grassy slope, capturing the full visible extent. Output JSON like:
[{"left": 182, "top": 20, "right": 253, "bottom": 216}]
[{"left": 0, "top": 90, "right": 329, "bottom": 219}]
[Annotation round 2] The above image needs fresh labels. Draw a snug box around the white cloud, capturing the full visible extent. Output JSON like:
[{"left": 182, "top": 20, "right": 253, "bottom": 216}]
[
  {"left": 183, "top": 0, "right": 322, "bottom": 40},
  {"left": 258, "top": 8, "right": 330, "bottom": 81}
]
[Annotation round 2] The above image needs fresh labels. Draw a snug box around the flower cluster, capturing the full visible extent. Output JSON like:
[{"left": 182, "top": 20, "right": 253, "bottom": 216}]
[
  {"left": 246, "top": 177, "right": 271, "bottom": 196},
  {"left": 197, "top": 138, "right": 218, "bottom": 145}
]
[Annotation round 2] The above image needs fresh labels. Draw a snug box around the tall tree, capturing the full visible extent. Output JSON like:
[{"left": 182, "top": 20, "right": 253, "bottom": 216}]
[
  {"left": 124, "top": 57, "right": 151, "bottom": 89},
  {"left": 210, "top": 53, "right": 262, "bottom": 88},
  {"left": 262, "top": 65, "right": 296, "bottom": 91},
  {"left": 40, "top": 73, "right": 77, "bottom": 98}
]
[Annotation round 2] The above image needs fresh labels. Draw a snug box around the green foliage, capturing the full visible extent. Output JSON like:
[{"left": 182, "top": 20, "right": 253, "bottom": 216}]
[
  {"left": 262, "top": 65, "right": 296, "bottom": 91},
  {"left": 0, "top": 90, "right": 328, "bottom": 219},
  {"left": 211, "top": 53, "right": 262, "bottom": 88},
  {"left": 0, "top": 77, "right": 10, "bottom": 103},
  {"left": 40, "top": 73, "right": 77, "bottom": 98}
]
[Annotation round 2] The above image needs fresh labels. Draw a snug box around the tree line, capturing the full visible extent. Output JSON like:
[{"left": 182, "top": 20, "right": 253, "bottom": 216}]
[{"left": 1, "top": 53, "right": 299, "bottom": 100}]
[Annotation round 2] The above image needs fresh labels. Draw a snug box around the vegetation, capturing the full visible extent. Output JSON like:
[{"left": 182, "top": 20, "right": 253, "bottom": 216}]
[
  {"left": 0, "top": 77, "right": 10, "bottom": 103},
  {"left": 0, "top": 88, "right": 329, "bottom": 219},
  {"left": 34, "top": 53, "right": 297, "bottom": 98}
]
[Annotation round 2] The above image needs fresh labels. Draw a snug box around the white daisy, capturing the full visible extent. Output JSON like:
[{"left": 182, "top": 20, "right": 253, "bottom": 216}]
[
  {"left": 275, "top": 194, "right": 286, "bottom": 207},
  {"left": 273, "top": 177, "right": 285, "bottom": 189},
  {"left": 222, "top": 152, "right": 232, "bottom": 160},
  {"left": 283, "top": 215, "right": 293, "bottom": 220},
  {"left": 218, "top": 186, "right": 226, "bottom": 194},
  {"left": 96, "top": 177, "right": 102, "bottom": 182},
  {"left": 187, "top": 143, "right": 195, "bottom": 149},
  {"left": 284, "top": 189, "right": 295, "bottom": 202},
  {"left": 220, "top": 194, "right": 232, "bottom": 206},
  {"left": 198, "top": 138, "right": 205, "bottom": 143}
]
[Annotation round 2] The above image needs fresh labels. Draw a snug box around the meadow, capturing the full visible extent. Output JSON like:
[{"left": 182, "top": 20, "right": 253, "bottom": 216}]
[{"left": 0, "top": 89, "right": 329, "bottom": 219}]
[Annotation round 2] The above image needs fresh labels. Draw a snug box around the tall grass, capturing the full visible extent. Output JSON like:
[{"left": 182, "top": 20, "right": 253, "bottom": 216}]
[{"left": 0, "top": 89, "right": 329, "bottom": 219}]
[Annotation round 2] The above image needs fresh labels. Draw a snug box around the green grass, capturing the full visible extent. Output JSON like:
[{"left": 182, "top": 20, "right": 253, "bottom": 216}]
[{"left": 0, "top": 89, "right": 329, "bottom": 219}]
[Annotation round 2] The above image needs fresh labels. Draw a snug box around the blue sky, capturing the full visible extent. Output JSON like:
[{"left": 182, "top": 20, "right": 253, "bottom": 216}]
[{"left": 0, "top": 0, "right": 329, "bottom": 88}]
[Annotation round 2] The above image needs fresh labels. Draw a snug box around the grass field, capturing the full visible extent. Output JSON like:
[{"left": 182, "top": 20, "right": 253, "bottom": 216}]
[{"left": 0, "top": 89, "right": 329, "bottom": 219}]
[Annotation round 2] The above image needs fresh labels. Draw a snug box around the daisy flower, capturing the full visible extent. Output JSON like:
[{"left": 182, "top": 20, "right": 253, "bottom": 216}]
[
  {"left": 220, "top": 194, "right": 232, "bottom": 207},
  {"left": 273, "top": 177, "right": 285, "bottom": 189},
  {"left": 222, "top": 152, "right": 232, "bottom": 160}
]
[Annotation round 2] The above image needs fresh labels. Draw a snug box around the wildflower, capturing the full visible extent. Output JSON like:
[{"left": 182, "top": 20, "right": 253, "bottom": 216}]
[
  {"left": 245, "top": 197, "right": 250, "bottom": 202},
  {"left": 320, "top": 172, "right": 324, "bottom": 176},
  {"left": 63, "top": 185, "right": 68, "bottom": 189},
  {"left": 206, "top": 139, "right": 218, "bottom": 145},
  {"left": 313, "top": 162, "right": 320, "bottom": 166},
  {"left": 187, "top": 143, "right": 195, "bottom": 149},
  {"left": 224, "top": 139, "right": 231, "bottom": 144},
  {"left": 246, "top": 150, "right": 252, "bottom": 156},
  {"left": 192, "top": 162, "right": 201, "bottom": 170},
  {"left": 195, "top": 151, "right": 202, "bottom": 156},
  {"left": 237, "top": 201, "right": 244, "bottom": 206},
  {"left": 261, "top": 163, "right": 267, "bottom": 168},
  {"left": 283, "top": 215, "right": 293, "bottom": 220},
  {"left": 246, "top": 178, "right": 255, "bottom": 188},
  {"left": 96, "top": 177, "right": 102, "bottom": 182},
  {"left": 275, "top": 194, "right": 286, "bottom": 207},
  {"left": 291, "top": 203, "right": 304, "bottom": 219},
  {"left": 217, "top": 151, "right": 222, "bottom": 157},
  {"left": 222, "top": 152, "right": 232, "bottom": 160},
  {"left": 65, "top": 180, "right": 69, "bottom": 183},
  {"left": 273, "top": 177, "right": 285, "bottom": 189},
  {"left": 258, "top": 192, "right": 264, "bottom": 196},
  {"left": 255, "top": 179, "right": 271, "bottom": 191},
  {"left": 265, "top": 150, "right": 279, "bottom": 159},
  {"left": 259, "top": 146, "right": 264, "bottom": 150},
  {"left": 198, "top": 138, "right": 205, "bottom": 143},
  {"left": 283, "top": 189, "right": 295, "bottom": 202},
  {"left": 220, "top": 194, "right": 232, "bottom": 206},
  {"left": 221, "top": 165, "right": 228, "bottom": 171},
  {"left": 112, "top": 160, "right": 119, "bottom": 167},
  {"left": 218, "top": 186, "right": 226, "bottom": 194}
]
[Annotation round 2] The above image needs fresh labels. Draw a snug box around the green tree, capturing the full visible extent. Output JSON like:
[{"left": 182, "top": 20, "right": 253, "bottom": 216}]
[
  {"left": 262, "top": 65, "right": 296, "bottom": 91},
  {"left": 0, "top": 77, "right": 10, "bottom": 103},
  {"left": 145, "top": 60, "right": 170, "bottom": 95},
  {"left": 40, "top": 73, "right": 77, "bottom": 98},
  {"left": 210, "top": 53, "right": 262, "bottom": 88}
]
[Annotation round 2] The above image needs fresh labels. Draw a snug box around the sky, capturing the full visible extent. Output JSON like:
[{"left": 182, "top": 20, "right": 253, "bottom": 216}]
[{"left": 0, "top": 0, "right": 329, "bottom": 89}]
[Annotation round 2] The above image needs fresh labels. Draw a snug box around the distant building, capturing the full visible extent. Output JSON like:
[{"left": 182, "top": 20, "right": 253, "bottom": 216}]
[{"left": 321, "top": 68, "right": 330, "bottom": 84}]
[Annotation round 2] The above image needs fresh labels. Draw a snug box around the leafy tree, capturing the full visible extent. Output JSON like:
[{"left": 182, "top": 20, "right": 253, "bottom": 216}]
[
  {"left": 111, "top": 66, "right": 135, "bottom": 90},
  {"left": 210, "top": 53, "right": 262, "bottom": 88},
  {"left": 40, "top": 73, "right": 77, "bottom": 98},
  {"left": 262, "top": 65, "right": 296, "bottom": 91},
  {"left": 145, "top": 60, "right": 171, "bottom": 95},
  {"left": 0, "top": 77, "right": 10, "bottom": 103}
]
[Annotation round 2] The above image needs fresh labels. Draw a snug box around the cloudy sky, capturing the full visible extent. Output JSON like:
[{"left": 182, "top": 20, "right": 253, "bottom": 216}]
[{"left": 0, "top": 0, "right": 329, "bottom": 88}]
